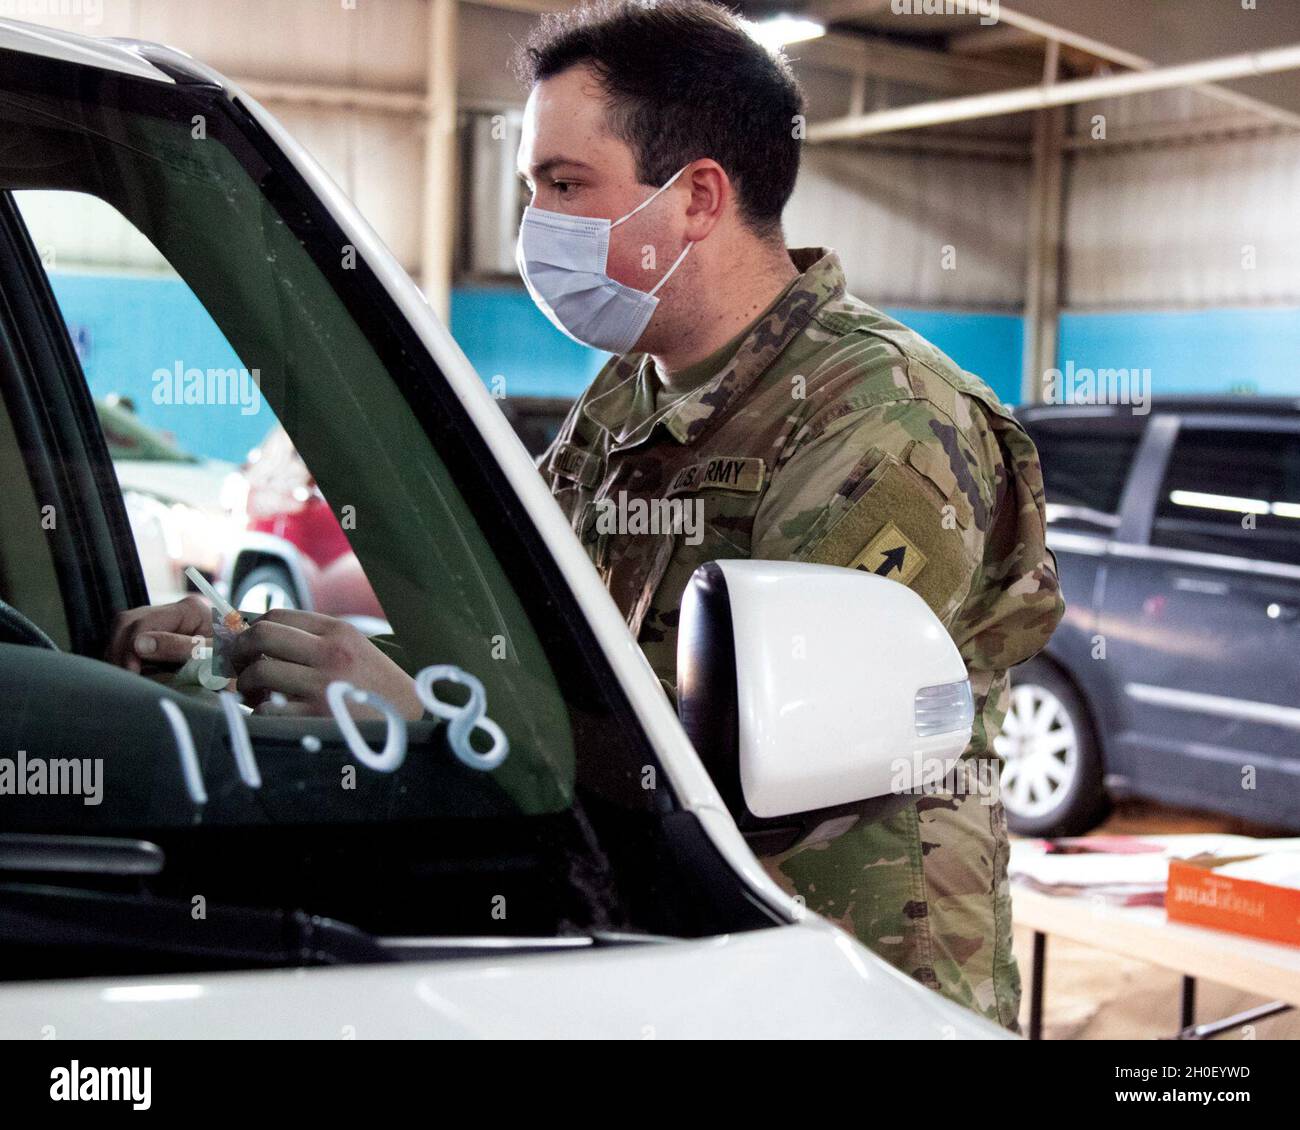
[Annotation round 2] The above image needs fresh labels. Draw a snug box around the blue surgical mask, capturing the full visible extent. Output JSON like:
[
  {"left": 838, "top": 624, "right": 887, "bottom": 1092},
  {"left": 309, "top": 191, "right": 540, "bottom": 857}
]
[{"left": 515, "top": 167, "right": 693, "bottom": 355}]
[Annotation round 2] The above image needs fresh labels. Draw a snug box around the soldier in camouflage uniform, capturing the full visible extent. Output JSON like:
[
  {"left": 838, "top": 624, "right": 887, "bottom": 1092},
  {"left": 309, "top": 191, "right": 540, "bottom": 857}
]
[
  {"left": 516, "top": 1, "right": 1063, "bottom": 1030},
  {"left": 104, "top": 1, "right": 1059, "bottom": 1028},
  {"left": 539, "top": 246, "right": 1062, "bottom": 1027}
]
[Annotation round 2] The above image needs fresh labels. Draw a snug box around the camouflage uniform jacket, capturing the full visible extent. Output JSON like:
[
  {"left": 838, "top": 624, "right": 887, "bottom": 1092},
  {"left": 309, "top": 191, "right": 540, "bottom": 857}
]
[{"left": 539, "top": 247, "right": 1064, "bottom": 763}]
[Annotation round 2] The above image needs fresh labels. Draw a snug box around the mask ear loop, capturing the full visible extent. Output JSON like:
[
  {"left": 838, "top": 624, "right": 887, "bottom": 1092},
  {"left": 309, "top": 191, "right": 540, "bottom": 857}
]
[
  {"left": 610, "top": 165, "right": 689, "bottom": 229},
  {"left": 609, "top": 164, "right": 694, "bottom": 297},
  {"left": 648, "top": 240, "right": 693, "bottom": 297}
]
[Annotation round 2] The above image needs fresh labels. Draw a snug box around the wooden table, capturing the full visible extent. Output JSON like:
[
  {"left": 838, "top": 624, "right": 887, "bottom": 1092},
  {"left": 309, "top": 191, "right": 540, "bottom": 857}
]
[{"left": 1013, "top": 885, "right": 1300, "bottom": 1039}]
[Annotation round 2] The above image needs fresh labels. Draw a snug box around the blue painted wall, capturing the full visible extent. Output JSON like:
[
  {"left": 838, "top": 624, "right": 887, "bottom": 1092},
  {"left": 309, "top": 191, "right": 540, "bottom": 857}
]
[
  {"left": 47, "top": 269, "right": 1300, "bottom": 465},
  {"left": 450, "top": 287, "right": 607, "bottom": 398},
  {"left": 1057, "top": 308, "right": 1300, "bottom": 397},
  {"left": 883, "top": 307, "right": 1023, "bottom": 407},
  {"left": 449, "top": 288, "right": 1026, "bottom": 407},
  {"left": 50, "top": 272, "right": 269, "bottom": 465}
]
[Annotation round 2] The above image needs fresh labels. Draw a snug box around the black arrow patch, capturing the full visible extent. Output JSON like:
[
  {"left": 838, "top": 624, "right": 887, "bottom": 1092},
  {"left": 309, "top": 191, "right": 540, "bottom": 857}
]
[
  {"left": 874, "top": 545, "right": 907, "bottom": 576},
  {"left": 847, "top": 522, "right": 927, "bottom": 584}
]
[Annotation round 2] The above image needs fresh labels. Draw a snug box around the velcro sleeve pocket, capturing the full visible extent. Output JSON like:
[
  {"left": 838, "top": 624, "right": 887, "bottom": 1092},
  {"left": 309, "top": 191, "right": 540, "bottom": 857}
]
[{"left": 800, "top": 452, "right": 976, "bottom": 622}]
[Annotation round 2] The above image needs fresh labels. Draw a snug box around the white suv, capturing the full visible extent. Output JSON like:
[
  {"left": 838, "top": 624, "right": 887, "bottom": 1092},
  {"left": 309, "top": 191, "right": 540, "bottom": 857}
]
[{"left": 0, "top": 18, "right": 1004, "bottom": 1040}]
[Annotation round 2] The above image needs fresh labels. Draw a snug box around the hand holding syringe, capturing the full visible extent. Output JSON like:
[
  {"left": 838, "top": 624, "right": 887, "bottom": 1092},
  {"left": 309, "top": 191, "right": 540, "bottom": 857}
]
[
  {"left": 105, "top": 574, "right": 422, "bottom": 720},
  {"left": 183, "top": 566, "right": 248, "bottom": 636},
  {"left": 176, "top": 567, "right": 248, "bottom": 690},
  {"left": 103, "top": 569, "right": 246, "bottom": 689}
]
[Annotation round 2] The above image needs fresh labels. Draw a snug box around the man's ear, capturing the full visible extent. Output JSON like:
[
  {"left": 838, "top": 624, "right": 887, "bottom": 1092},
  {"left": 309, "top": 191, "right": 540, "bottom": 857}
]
[{"left": 682, "top": 159, "right": 729, "bottom": 242}]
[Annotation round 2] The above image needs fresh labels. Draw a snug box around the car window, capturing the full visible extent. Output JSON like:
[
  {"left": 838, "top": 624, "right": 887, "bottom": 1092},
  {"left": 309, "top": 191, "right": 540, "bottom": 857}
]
[
  {"left": 1022, "top": 417, "right": 1141, "bottom": 531},
  {"left": 97, "top": 398, "right": 199, "bottom": 464},
  {"left": 1152, "top": 425, "right": 1300, "bottom": 566},
  {"left": 17, "top": 189, "right": 393, "bottom": 617},
  {"left": 0, "top": 98, "right": 587, "bottom": 818},
  {"left": 0, "top": 55, "right": 762, "bottom": 971}
]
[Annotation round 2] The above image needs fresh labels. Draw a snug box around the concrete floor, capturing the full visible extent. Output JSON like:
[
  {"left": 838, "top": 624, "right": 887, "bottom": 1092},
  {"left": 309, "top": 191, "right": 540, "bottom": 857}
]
[{"left": 1012, "top": 799, "right": 1300, "bottom": 1040}]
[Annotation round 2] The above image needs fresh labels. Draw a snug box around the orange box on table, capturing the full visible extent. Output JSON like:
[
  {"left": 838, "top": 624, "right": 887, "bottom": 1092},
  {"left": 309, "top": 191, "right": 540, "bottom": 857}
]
[{"left": 1167, "top": 855, "right": 1300, "bottom": 948}]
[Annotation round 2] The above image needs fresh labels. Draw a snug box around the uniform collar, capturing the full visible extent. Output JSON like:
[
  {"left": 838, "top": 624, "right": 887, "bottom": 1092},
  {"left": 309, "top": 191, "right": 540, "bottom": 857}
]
[
  {"left": 582, "top": 354, "right": 647, "bottom": 445},
  {"left": 583, "top": 247, "right": 844, "bottom": 449}
]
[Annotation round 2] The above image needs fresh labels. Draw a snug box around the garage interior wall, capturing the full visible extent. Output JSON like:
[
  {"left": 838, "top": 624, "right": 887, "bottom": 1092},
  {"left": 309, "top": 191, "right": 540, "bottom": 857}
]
[
  {"left": 770, "top": 40, "right": 1035, "bottom": 402},
  {"left": 1062, "top": 89, "right": 1300, "bottom": 398},
  {"left": 12, "top": 0, "right": 1300, "bottom": 444}
]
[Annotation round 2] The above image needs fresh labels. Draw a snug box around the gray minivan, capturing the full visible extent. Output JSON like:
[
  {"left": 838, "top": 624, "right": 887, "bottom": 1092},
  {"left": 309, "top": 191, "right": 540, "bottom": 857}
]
[{"left": 1005, "top": 398, "right": 1300, "bottom": 835}]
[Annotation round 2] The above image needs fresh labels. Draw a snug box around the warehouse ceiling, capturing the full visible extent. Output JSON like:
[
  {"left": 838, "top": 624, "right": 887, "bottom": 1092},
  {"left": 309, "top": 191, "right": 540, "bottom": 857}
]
[
  {"left": 1000, "top": 0, "right": 1300, "bottom": 120},
  {"left": 753, "top": 0, "right": 1300, "bottom": 127}
]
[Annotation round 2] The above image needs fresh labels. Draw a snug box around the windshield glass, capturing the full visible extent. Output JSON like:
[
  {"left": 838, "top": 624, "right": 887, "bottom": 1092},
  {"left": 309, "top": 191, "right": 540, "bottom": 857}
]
[{"left": 0, "top": 52, "right": 769, "bottom": 977}]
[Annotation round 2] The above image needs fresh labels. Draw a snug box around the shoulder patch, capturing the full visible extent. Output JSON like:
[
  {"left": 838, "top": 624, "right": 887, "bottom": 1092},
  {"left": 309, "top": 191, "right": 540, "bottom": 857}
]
[{"left": 848, "top": 522, "right": 927, "bottom": 585}]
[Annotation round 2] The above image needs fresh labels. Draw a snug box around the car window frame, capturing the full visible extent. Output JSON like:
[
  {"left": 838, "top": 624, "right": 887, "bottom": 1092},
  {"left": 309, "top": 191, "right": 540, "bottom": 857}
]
[
  {"left": 0, "top": 191, "right": 149, "bottom": 653},
  {"left": 1020, "top": 406, "right": 1146, "bottom": 535},
  {"left": 1112, "top": 412, "right": 1179, "bottom": 547}
]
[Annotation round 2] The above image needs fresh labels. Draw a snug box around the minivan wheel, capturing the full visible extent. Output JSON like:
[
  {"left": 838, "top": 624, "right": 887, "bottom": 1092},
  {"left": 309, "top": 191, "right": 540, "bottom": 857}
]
[
  {"left": 996, "top": 659, "right": 1109, "bottom": 837},
  {"left": 233, "top": 564, "right": 299, "bottom": 614}
]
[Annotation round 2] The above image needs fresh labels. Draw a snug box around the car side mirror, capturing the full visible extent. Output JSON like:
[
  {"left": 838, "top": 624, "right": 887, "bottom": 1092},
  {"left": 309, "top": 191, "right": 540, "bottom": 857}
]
[{"left": 677, "top": 560, "right": 974, "bottom": 855}]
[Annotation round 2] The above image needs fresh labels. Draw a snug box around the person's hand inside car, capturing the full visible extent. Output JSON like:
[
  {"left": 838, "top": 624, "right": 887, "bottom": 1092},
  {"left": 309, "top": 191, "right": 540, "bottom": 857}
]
[
  {"left": 107, "top": 599, "right": 421, "bottom": 722},
  {"left": 106, "top": 594, "right": 214, "bottom": 674},
  {"left": 229, "top": 609, "right": 423, "bottom": 721}
]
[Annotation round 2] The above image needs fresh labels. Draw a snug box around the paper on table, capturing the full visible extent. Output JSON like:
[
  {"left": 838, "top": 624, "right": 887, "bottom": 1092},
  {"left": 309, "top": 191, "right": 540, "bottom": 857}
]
[
  {"left": 1011, "top": 851, "right": 1172, "bottom": 889},
  {"left": 1142, "top": 834, "right": 1300, "bottom": 858},
  {"left": 1215, "top": 853, "right": 1300, "bottom": 890},
  {"left": 1009, "top": 835, "right": 1300, "bottom": 901}
]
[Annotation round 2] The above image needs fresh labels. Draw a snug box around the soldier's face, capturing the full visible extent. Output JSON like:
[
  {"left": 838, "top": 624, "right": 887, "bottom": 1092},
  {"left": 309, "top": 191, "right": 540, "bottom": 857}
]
[{"left": 517, "top": 64, "right": 691, "bottom": 301}]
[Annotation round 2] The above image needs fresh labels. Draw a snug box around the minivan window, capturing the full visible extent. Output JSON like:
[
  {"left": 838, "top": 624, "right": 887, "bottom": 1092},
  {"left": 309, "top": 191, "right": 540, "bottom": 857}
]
[
  {"left": 1152, "top": 426, "right": 1300, "bottom": 567},
  {"left": 1022, "top": 418, "right": 1141, "bottom": 530},
  {"left": 0, "top": 52, "right": 768, "bottom": 976}
]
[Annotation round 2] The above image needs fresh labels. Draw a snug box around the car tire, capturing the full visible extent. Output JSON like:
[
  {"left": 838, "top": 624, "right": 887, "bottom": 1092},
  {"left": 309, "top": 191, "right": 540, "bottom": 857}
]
[
  {"left": 996, "top": 658, "right": 1109, "bottom": 837},
  {"left": 232, "top": 563, "right": 300, "bottom": 614}
]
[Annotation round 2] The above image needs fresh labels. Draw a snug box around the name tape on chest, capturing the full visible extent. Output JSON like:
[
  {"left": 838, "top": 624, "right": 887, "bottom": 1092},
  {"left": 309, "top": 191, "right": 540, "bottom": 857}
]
[
  {"left": 548, "top": 443, "right": 603, "bottom": 490},
  {"left": 667, "top": 456, "right": 765, "bottom": 496}
]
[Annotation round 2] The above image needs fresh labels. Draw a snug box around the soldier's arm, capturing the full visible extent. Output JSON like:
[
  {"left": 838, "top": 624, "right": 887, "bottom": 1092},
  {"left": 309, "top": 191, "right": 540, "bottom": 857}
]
[{"left": 751, "top": 390, "right": 999, "bottom": 629}]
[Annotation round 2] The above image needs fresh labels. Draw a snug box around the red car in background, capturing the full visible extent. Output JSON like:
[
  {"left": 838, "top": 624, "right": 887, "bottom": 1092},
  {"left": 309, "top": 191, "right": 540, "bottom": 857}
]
[
  {"left": 224, "top": 426, "right": 388, "bottom": 632},
  {"left": 223, "top": 402, "right": 565, "bottom": 631}
]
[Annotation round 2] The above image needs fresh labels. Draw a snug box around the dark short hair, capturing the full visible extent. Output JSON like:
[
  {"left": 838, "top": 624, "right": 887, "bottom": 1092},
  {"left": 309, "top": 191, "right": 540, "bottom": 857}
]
[{"left": 515, "top": 0, "right": 804, "bottom": 238}]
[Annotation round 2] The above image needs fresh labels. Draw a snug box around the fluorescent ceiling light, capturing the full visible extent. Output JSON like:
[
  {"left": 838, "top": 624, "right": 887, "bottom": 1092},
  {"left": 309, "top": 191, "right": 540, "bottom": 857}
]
[{"left": 743, "top": 15, "right": 826, "bottom": 51}]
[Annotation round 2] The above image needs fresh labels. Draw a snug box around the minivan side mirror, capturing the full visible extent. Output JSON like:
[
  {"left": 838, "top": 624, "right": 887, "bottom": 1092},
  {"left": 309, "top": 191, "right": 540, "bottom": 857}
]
[{"left": 677, "top": 560, "right": 974, "bottom": 855}]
